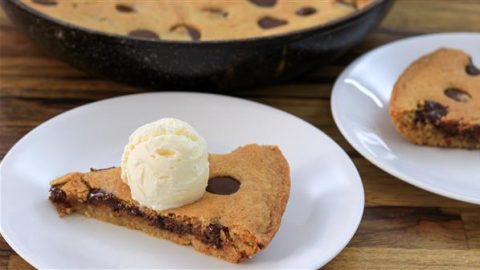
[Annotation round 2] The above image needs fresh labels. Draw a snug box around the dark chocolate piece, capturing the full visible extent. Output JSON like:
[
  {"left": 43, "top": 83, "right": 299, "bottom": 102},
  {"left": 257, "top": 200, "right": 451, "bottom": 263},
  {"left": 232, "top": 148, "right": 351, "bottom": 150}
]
[
  {"left": 149, "top": 216, "right": 194, "bottom": 235},
  {"left": 415, "top": 100, "right": 448, "bottom": 124},
  {"left": 437, "top": 122, "right": 480, "bottom": 140},
  {"left": 49, "top": 186, "right": 67, "bottom": 203},
  {"left": 296, "top": 7, "right": 317, "bottom": 16},
  {"left": 116, "top": 4, "right": 136, "bottom": 13},
  {"left": 466, "top": 125, "right": 480, "bottom": 139},
  {"left": 128, "top": 29, "right": 160, "bottom": 40},
  {"left": 32, "top": 0, "right": 57, "bottom": 6},
  {"left": 437, "top": 121, "right": 460, "bottom": 136},
  {"left": 249, "top": 0, "right": 277, "bottom": 7},
  {"left": 466, "top": 58, "right": 480, "bottom": 76},
  {"left": 444, "top": 87, "right": 471, "bottom": 103},
  {"left": 50, "top": 186, "right": 233, "bottom": 248},
  {"left": 170, "top": 24, "right": 201, "bottom": 41},
  {"left": 258, "top": 16, "right": 288, "bottom": 29},
  {"left": 202, "top": 223, "right": 227, "bottom": 248},
  {"left": 206, "top": 177, "right": 240, "bottom": 195},
  {"left": 413, "top": 101, "right": 480, "bottom": 140},
  {"left": 88, "top": 188, "right": 123, "bottom": 211}
]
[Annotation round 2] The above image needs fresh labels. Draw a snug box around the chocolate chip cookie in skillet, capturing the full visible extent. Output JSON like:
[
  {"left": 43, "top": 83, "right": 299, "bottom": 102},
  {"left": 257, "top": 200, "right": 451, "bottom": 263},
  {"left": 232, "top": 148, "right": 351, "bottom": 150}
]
[
  {"left": 21, "top": 0, "right": 374, "bottom": 41},
  {"left": 389, "top": 48, "right": 480, "bottom": 149}
]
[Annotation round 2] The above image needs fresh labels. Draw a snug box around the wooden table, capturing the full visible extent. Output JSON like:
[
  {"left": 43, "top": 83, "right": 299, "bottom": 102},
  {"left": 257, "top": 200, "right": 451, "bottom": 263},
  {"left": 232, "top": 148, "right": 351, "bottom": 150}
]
[{"left": 1, "top": 1, "right": 480, "bottom": 269}]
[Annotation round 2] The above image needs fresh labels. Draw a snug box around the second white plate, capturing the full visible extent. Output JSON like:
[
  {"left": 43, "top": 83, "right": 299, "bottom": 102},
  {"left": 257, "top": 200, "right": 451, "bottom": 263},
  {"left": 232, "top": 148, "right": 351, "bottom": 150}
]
[{"left": 332, "top": 33, "right": 480, "bottom": 204}]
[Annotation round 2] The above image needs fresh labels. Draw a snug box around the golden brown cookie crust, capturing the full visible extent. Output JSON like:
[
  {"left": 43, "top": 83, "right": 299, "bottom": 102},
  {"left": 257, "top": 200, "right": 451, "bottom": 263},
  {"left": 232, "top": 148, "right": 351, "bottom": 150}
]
[{"left": 49, "top": 144, "right": 290, "bottom": 263}]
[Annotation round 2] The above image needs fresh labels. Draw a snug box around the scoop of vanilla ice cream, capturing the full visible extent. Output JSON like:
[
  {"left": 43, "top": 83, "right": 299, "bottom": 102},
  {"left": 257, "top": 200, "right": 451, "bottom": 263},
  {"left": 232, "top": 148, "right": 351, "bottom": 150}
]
[{"left": 121, "top": 118, "right": 209, "bottom": 211}]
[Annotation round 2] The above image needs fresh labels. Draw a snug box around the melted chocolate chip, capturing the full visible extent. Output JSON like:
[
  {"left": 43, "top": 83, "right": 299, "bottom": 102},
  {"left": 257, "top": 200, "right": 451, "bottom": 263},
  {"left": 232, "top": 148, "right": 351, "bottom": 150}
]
[
  {"left": 412, "top": 101, "right": 480, "bottom": 140},
  {"left": 202, "top": 7, "right": 229, "bottom": 17},
  {"left": 32, "top": 0, "right": 57, "bottom": 6},
  {"left": 437, "top": 122, "right": 480, "bottom": 140},
  {"left": 206, "top": 177, "right": 240, "bottom": 195},
  {"left": 170, "top": 24, "right": 201, "bottom": 41},
  {"left": 437, "top": 121, "right": 460, "bottom": 136},
  {"left": 49, "top": 186, "right": 67, "bottom": 203},
  {"left": 149, "top": 216, "right": 193, "bottom": 235},
  {"left": 88, "top": 189, "right": 122, "bottom": 210},
  {"left": 87, "top": 189, "right": 144, "bottom": 216},
  {"left": 415, "top": 100, "right": 448, "bottom": 124},
  {"left": 296, "top": 7, "right": 317, "bottom": 16},
  {"left": 127, "top": 207, "right": 144, "bottom": 217},
  {"left": 466, "top": 58, "right": 480, "bottom": 76},
  {"left": 444, "top": 87, "right": 471, "bottom": 103},
  {"left": 202, "top": 223, "right": 227, "bottom": 248},
  {"left": 258, "top": 16, "right": 288, "bottom": 29},
  {"left": 53, "top": 187, "right": 231, "bottom": 248},
  {"left": 128, "top": 29, "right": 160, "bottom": 40},
  {"left": 467, "top": 125, "right": 480, "bottom": 139},
  {"left": 116, "top": 4, "right": 136, "bottom": 13},
  {"left": 249, "top": 0, "right": 277, "bottom": 7}
]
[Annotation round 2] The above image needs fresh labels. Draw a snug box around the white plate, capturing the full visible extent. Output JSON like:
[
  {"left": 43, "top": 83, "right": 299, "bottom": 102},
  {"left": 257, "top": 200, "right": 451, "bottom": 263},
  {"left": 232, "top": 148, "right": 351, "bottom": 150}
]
[
  {"left": 0, "top": 92, "right": 364, "bottom": 269},
  {"left": 332, "top": 33, "right": 480, "bottom": 204}
]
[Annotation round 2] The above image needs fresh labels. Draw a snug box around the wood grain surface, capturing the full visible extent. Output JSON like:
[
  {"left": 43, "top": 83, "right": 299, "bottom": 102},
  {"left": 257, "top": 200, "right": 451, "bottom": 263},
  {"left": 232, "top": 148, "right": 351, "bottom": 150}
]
[{"left": 1, "top": 1, "right": 480, "bottom": 269}]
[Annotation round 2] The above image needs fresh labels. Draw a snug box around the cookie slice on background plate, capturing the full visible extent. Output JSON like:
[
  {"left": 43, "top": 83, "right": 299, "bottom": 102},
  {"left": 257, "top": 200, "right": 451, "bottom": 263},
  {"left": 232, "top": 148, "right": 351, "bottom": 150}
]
[
  {"left": 389, "top": 48, "right": 480, "bottom": 149},
  {"left": 331, "top": 33, "right": 480, "bottom": 204}
]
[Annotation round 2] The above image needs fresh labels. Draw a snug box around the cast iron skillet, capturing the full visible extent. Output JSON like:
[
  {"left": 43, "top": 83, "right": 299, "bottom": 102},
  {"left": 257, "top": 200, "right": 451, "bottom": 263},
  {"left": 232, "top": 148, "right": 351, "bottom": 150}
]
[{"left": 1, "top": 0, "right": 393, "bottom": 91}]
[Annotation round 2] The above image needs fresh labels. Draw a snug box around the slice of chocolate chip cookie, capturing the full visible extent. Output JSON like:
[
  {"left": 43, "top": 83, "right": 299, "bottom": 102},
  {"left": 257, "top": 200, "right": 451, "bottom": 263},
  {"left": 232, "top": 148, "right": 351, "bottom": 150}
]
[
  {"left": 389, "top": 48, "right": 480, "bottom": 149},
  {"left": 49, "top": 144, "right": 290, "bottom": 263}
]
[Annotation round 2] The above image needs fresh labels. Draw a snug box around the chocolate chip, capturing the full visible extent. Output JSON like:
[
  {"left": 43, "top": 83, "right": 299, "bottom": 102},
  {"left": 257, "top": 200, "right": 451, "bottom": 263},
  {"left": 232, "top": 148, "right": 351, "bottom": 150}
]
[
  {"left": 444, "top": 87, "right": 471, "bottom": 103},
  {"left": 415, "top": 100, "right": 448, "bottom": 124},
  {"left": 149, "top": 216, "right": 193, "bottom": 235},
  {"left": 170, "top": 24, "right": 201, "bottom": 41},
  {"left": 87, "top": 189, "right": 144, "bottom": 215},
  {"left": 202, "top": 7, "right": 229, "bottom": 17},
  {"left": 296, "top": 7, "right": 317, "bottom": 16},
  {"left": 127, "top": 207, "right": 144, "bottom": 217},
  {"left": 202, "top": 223, "right": 226, "bottom": 248},
  {"left": 116, "top": 4, "right": 136, "bottom": 13},
  {"left": 88, "top": 189, "right": 122, "bottom": 210},
  {"left": 258, "top": 16, "right": 288, "bottom": 29},
  {"left": 249, "top": 0, "right": 277, "bottom": 7},
  {"left": 467, "top": 125, "right": 480, "bottom": 139},
  {"left": 75, "top": 187, "right": 231, "bottom": 248},
  {"left": 438, "top": 122, "right": 480, "bottom": 140},
  {"left": 466, "top": 58, "right": 480, "bottom": 76},
  {"left": 206, "top": 177, "right": 240, "bottom": 195},
  {"left": 32, "top": 0, "right": 57, "bottom": 6},
  {"left": 49, "top": 186, "right": 67, "bottom": 203},
  {"left": 437, "top": 121, "right": 460, "bottom": 136},
  {"left": 127, "top": 29, "right": 160, "bottom": 40}
]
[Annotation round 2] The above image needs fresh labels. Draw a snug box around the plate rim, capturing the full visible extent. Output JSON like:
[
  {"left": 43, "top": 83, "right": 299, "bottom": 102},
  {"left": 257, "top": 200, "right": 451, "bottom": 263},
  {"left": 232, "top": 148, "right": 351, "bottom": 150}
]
[
  {"left": 0, "top": 92, "right": 365, "bottom": 269},
  {"left": 331, "top": 32, "right": 480, "bottom": 205}
]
